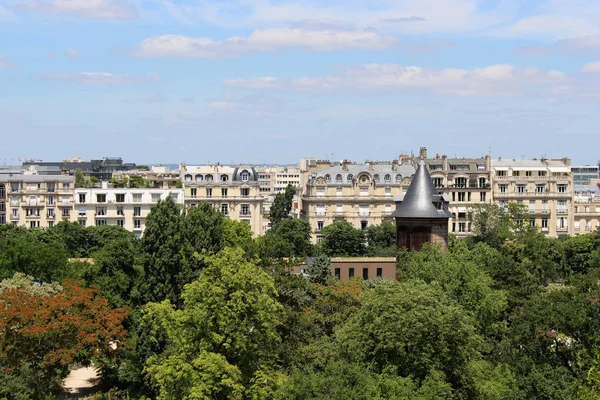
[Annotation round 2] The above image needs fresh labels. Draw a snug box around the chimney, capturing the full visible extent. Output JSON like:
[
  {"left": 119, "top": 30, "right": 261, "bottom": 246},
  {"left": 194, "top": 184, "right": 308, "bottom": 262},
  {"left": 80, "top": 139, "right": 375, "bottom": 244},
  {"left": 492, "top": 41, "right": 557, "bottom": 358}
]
[
  {"left": 342, "top": 160, "right": 348, "bottom": 171},
  {"left": 419, "top": 147, "right": 428, "bottom": 159},
  {"left": 562, "top": 157, "right": 571, "bottom": 166}
]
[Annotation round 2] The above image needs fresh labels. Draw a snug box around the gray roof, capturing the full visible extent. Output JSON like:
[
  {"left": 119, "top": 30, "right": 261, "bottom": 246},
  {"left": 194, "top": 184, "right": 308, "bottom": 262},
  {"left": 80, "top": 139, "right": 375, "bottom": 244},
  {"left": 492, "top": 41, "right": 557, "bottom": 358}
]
[
  {"left": 391, "top": 160, "right": 453, "bottom": 219},
  {"left": 314, "top": 163, "right": 415, "bottom": 184},
  {"left": 1, "top": 175, "right": 74, "bottom": 183}
]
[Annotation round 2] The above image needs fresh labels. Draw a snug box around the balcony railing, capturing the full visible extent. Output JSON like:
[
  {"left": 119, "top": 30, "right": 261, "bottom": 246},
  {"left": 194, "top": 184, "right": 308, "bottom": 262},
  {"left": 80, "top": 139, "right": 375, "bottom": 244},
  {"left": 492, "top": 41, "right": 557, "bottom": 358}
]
[
  {"left": 557, "top": 226, "right": 569, "bottom": 232},
  {"left": 494, "top": 192, "right": 572, "bottom": 197},
  {"left": 495, "top": 175, "right": 553, "bottom": 180}
]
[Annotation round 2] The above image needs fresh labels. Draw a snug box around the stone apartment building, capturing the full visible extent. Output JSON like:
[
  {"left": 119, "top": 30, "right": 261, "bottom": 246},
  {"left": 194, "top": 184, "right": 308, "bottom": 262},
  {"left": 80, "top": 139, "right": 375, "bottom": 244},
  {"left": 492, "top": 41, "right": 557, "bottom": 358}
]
[
  {"left": 181, "top": 164, "right": 264, "bottom": 236},
  {"left": 419, "top": 148, "right": 492, "bottom": 238},
  {"left": 491, "top": 158, "right": 573, "bottom": 236},
  {"left": 0, "top": 174, "right": 75, "bottom": 228},
  {"left": 301, "top": 160, "right": 415, "bottom": 243},
  {"left": 573, "top": 184, "right": 600, "bottom": 235}
]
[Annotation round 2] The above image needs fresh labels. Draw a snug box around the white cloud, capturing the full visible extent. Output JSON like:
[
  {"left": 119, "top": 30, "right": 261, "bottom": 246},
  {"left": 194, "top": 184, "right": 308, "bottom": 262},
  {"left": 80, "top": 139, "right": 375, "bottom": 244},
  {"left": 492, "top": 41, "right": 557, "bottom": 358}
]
[
  {"left": 65, "top": 48, "right": 79, "bottom": 58},
  {"left": 582, "top": 61, "right": 600, "bottom": 73},
  {"left": 39, "top": 71, "right": 160, "bottom": 85},
  {"left": 132, "top": 28, "right": 398, "bottom": 58},
  {"left": 224, "top": 63, "right": 567, "bottom": 97},
  {"left": 17, "top": 0, "right": 137, "bottom": 20}
]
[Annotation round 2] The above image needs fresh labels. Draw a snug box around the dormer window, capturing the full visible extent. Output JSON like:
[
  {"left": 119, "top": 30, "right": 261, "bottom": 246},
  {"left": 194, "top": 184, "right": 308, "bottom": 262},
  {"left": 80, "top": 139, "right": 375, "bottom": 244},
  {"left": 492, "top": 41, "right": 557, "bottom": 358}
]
[
  {"left": 347, "top": 174, "right": 353, "bottom": 182},
  {"left": 373, "top": 174, "right": 380, "bottom": 182},
  {"left": 241, "top": 171, "right": 250, "bottom": 182},
  {"left": 384, "top": 174, "right": 391, "bottom": 182},
  {"left": 325, "top": 174, "right": 331, "bottom": 182},
  {"left": 205, "top": 174, "right": 213, "bottom": 182},
  {"left": 195, "top": 174, "right": 203, "bottom": 183},
  {"left": 360, "top": 175, "right": 368, "bottom": 183},
  {"left": 395, "top": 174, "right": 402, "bottom": 183},
  {"left": 221, "top": 174, "right": 229, "bottom": 182},
  {"left": 336, "top": 174, "right": 342, "bottom": 183},
  {"left": 184, "top": 174, "right": 192, "bottom": 182}
]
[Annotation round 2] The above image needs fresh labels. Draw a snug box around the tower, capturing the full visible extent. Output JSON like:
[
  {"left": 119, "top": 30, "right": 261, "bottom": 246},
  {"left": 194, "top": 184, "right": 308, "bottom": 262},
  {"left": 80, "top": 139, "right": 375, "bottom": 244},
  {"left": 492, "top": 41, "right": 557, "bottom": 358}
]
[{"left": 392, "top": 160, "right": 453, "bottom": 252}]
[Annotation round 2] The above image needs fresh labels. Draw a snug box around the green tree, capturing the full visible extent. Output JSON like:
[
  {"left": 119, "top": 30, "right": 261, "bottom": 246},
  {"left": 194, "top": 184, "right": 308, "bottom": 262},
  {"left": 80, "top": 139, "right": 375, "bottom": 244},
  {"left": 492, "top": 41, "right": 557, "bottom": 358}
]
[
  {"left": 182, "top": 202, "right": 225, "bottom": 255},
  {"left": 270, "top": 184, "right": 296, "bottom": 229},
  {"left": 320, "top": 221, "right": 365, "bottom": 257},
  {"left": 223, "top": 218, "right": 255, "bottom": 253},
  {"left": 307, "top": 254, "right": 331, "bottom": 285},
  {"left": 144, "top": 248, "right": 283, "bottom": 398},
  {"left": 366, "top": 221, "right": 396, "bottom": 256},
  {"left": 74, "top": 168, "right": 85, "bottom": 188},
  {"left": 271, "top": 218, "right": 313, "bottom": 257}
]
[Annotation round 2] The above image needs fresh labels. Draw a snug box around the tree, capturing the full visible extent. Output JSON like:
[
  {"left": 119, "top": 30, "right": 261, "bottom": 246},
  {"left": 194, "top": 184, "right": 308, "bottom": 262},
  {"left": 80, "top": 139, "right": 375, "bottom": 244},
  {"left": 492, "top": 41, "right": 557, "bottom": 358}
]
[
  {"left": 366, "top": 221, "right": 396, "bottom": 256},
  {"left": 320, "top": 221, "right": 365, "bottom": 257},
  {"left": 139, "top": 196, "right": 185, "bottom": 304},
  {"left": 0, "top": 277, "right": 129, "bottom": 399},
  {"left": 182, "top": 202, "right": 225, "bottom": 255},
  {"left": 271, "top": 218, "right": 313, "bottom": 257},
  {"left": 270, "top": 184, "right": 296, "bottom": 229},
  {"left": 223, "top": 218, "right": 254, "bottom": 252},
  {"left": 74, "top": 168, "right": 85, "bottom": 188},
  {"left": 144, "top": 248, "right": 283, "bottom": 398},
  {"left": 307, "top": 254, "right": 331, "bottom": 285}
]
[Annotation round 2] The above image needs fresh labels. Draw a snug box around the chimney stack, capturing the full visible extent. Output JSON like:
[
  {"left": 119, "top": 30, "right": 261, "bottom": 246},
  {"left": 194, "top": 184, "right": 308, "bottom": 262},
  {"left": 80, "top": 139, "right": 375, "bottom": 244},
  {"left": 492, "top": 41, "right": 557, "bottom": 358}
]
[{"left": 419, "top": 147, "right": 428, "bottom": 159}]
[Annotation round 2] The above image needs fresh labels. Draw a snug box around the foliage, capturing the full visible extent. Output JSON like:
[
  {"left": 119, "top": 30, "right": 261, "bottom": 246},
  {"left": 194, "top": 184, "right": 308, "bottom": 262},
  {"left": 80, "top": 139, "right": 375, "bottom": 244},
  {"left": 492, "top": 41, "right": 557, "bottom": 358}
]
[
  {"left": 307, "top": 254, "right": 331, "bottom": 285},
  {"left": 223, "top": 218, "right": 254, "bottom": 254},
  {"left": 0, "top": 272, "right": 62, "bottom": 296},
  {"left": 269, "top": 184, "right": 296, "bottom": 229},
  {"left": 366, "top": 221, "right": 396, "bottom": 256},
  {"left": 270, "top": 218, "right": 313, "bottom": 257},
  {"left": 144, "top": 248, "right": 283, "bottom": 398},
  {"left": 320, "top": 221, "right": 365, "bottom": 257},
  {"left": 0, "top": 278, "right": 129, "bottom": 399}
]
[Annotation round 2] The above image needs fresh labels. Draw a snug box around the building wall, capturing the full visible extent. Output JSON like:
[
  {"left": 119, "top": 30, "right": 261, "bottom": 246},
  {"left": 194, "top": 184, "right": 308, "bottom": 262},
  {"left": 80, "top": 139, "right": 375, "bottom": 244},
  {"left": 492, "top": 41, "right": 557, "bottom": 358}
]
[
  {"left": 573, "top": 186, "right": 600, "bottom": 235},
  {"left": 74, "top": 187, "right": 184, "bottom": 237},
  {"left": 291, "top": 257, "right": 397, "bottom": 281}
]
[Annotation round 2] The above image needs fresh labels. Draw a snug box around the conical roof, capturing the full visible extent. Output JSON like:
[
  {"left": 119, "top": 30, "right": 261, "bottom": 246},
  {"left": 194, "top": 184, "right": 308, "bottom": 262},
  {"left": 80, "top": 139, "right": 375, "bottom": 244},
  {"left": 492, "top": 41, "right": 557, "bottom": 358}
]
[{"left": 391, "top": 160, "right": 451, "bottom": 219}]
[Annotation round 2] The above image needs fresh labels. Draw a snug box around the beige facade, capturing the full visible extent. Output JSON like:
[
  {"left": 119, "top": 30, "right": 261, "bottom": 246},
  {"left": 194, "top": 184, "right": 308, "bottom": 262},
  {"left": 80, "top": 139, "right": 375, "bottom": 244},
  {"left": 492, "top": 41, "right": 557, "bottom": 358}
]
[
  {"left": 422, "top": 151, "right": 493, "bottom": 237},
  {"left": 0, "top": 174, "right": 75, "bottom": 228},
  {"left": 181, "top": 164, "right": 264, "bottom": 236},
  {"left": 302, "top": 161, "right": 415, "bottom": 242},
  {"left": 74, "top": 186, "right": 184, "bottom": 238},
  {"left": 491, "top": 158, "right": 573, "bottom": 237},
  {"left": 573, "top": 184, "right": 600, "bottom": 235}
]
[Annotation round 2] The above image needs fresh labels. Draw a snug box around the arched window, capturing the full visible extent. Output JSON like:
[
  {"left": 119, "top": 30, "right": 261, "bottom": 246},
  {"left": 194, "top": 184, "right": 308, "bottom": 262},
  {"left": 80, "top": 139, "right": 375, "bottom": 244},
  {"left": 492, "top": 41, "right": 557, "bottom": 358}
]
[
  {"left": 184, "top": 174, "right": 192, "bottom": 183},
  {"left": 205, "top": 174, "right": 213, "bottom": 182},
  {"left": 195, "top": 174, "right": 203, "bottom": 183},
  {"left": 336, "top": 174, "right": 342, "bottom": 183},
  {"left": 241, "top": 170, "right": 250, "bottom": 182},
  {"left": 384, "top": 174, "right": 391, "bottom": 182},
  {"left": 373, "top": 174, "right": 380, "bottom": 182},
  {"left": 221, "top": 174, "right": 229, "bottom": 182},
  {"left": 360, "top": 175, "right": 368, "bottom": 183},
  {"left": 347, "top": 174, "right": 353, "bottom": 182},
  {"left": 395, "top": 174, "right": 402, "bottom": 183},
  {"left": 325, "top": 174, "right": 331, "bottom": 182}
]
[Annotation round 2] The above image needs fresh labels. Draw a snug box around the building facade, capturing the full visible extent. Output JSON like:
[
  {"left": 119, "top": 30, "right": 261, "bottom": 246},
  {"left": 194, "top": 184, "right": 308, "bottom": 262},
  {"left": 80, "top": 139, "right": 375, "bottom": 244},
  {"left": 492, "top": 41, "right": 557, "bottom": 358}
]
[
  {"left": 302, "top": 161, "right": 415, "bottom": 242},
  {"left": 573, "top": 184, "right": 600, "bottom": 235},
  {"left": 571, "top": 166, "right": 600, "bottom": 186},
  {"left": 419, "top": 148, "right": 492, "bottom": 238},
  {"left": 0, "top": 174, "right": 75, "bottom": 228},
  {"left": 491, "top": 158, "right": 574, "bottom": 237},
  {"left": 74, "top": 186, "right": 184, "bottom": 238},
  {"left": 181, "top": 164, "right": 264, "bottom": 236}
]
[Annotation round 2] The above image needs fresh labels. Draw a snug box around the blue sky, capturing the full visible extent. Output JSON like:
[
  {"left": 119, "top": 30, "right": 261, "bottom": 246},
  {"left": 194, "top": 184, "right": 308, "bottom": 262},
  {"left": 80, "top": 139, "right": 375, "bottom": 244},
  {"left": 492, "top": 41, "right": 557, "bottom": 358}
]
[{"left": 1, "top": 0, "right": 600, "bottom": 165}]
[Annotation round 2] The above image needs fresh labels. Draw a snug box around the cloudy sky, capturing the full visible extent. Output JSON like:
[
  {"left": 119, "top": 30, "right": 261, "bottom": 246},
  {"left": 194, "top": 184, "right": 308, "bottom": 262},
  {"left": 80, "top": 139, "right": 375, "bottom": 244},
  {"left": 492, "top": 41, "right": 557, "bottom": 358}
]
[{"left": 1, "top": 0, "right": 600, "bottom": 165}]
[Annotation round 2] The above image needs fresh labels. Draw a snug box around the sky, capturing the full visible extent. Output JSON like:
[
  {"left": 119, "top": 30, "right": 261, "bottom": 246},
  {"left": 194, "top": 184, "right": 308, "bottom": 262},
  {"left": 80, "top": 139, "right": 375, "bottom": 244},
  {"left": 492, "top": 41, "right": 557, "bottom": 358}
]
[{"left": 1, "top": 0, "right": 600, "bottom": 166}]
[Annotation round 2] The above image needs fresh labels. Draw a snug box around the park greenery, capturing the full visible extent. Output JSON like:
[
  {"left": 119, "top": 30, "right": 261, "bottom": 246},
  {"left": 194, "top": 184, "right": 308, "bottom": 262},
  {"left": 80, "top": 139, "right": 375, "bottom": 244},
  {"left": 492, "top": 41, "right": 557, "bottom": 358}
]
[{"left": 2, "top": 192, "right": 600, "bottom": 398}]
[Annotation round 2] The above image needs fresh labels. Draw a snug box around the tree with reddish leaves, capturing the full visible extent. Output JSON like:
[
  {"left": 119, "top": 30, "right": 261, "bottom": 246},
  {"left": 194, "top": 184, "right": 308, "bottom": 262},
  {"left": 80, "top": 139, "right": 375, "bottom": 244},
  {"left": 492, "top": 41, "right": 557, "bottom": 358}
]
[{"left": 0, "top": 278, "right": 130, "bottom": 399}]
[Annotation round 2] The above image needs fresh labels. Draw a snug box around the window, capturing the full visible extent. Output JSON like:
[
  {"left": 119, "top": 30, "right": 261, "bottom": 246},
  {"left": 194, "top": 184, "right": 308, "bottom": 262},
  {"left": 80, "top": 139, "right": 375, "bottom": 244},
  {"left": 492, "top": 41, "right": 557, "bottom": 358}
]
[
  {"left": 241, "top": 188, "right": 250, "bottom": 197},
  {"left": 0, "top": 203, "right": 4, "bottom": 212},
  {"left": 360, "top": 175, "right": 368, "bottom": 183},
  {"left": 347, "top": 174, "right": 353, "bottom": 182},
  {"left": 117, "top": 206, "right": 124, "bottom": 216},
  {"left": 132, "top": 193, "right": 142, "bottom": 203},
  {"left": 459, "top": 222, "right": 466, "bottom": 233},
  {"left": 349, "top": 268, "right": 355, "bottom": 278},
  {"left": 517, "top": 185, "right": 525, "bottom": 193},
  {"left": 455, "top": 177, "right": 467, "bottom": 188},
  {"left": 385, "top": 187, "right": 391, "bottom": 196},
  {"left": 325, "top": 174, "right": 331, "bottom": 182},
  {"left": 206, "top": 188, "right": 212, "bottom": 197},
  {"left": 558, "top": 184, "right": 567, "bottom": 193},
  {"left": 95, "top": 193, "right": 105, "bottom": 203},
  {"left": 432, "top": 178, "right": 443, "bottom": 187},
  {"left": 334, "top": 268, "right": 341, "bottom": 280},
  {"left": 220, "top": 188, "right": 228, "bottom": 197},
  {"left": 377, "top": 268, "right": 382, "bottom": 277},
  {"left": 360, "top": 187, "right": 369, "bottom": 196},
  {"left": 220, "top": 204, "right": 228, "bottom": 216},
  {"left": 151, "top": 193, "right": 161, "bottom": 202},
  {"left": 536, "top": 184, "right": 545, "bottom": 193},
  {"left": 184, "top": 174, "right": 192, "bottom": 183},
  {"left": 195, "top": 175, "right": 203, "bottom": 183},
  {"left": 62, "top": 183, "right": 71, "bottom": 190},
  {"left": 205, "top": 174, "right": 213, "bottom": 182},
  {"left": 499, "top": 184, "right": 507, "bottom": 193},
  {"left": 116, "top": 193, "right": 125, "bottom": 203},
  {"left": 385, "top": 204, "right": 391, "bottom": 213},
  {"left": 47, "top": 195, "right": 55, "bottom": 205},
  {"left": 96, "top": 219, "right": 107, "bottom": 226},
  {"left": 0, "top": 184, "right": 4, "bottom": 199},
  {"left": 479, "top": 178, "right": 487, "bottom": 188},
  {"left": 221, "top": 174, "right": 229, "bottom": 182},
  {"left": 530, "top": 218, "right": 536, "bottom": 227},
  {"left": 336, "top": 187, "right": 342, "bottom": 197},
  {"left": 336, "top": 204, "right": 343, "bottom": 214},
  {"left": 317, "top": 220, "right": 324, "bottom": 231},
  {"left": 529, "top": 200, "right": 536, "bottom": 212},
  {"left": 10, "top": 183, "right": 19, "bottom": 193},
  {"left": 335, "top": 174, "right": 342, "bottom": 183},
  {"left": 47, "top": 183, "right": 55, "bottom": 192},
  {"left": 316, "top": 205, "right": 325, "bottom": 216},
  {"left": 134, "top": 206, "right": 141, "bottom": 216},
  {"left": 542, "top": 218, "right": 548, "bottom": 229},
  {"left": 480, "top": 192, "right": 486, "bottom": 202},
  {"left": 457, "top": 192, "right": 466, "bottom": 202},
  {"left": 361, "top": 220, "right": 368, "bottom": 230},
  {"left": 62, "top": 208, "right": 70, "bottom": 217},
  {"left": 539, "top": 171, "right": 547, "bottom": 176},
  {"left": 79, "top": 193, "right": 86, "bottom": 203},
  {"left": 241, "top": 204, "right": 250, "bottom": 216},
  {"left": 395, "top": 174, "right": 402, "bottom": 183},
  {"left": 525, "top": 171, "right": 532, "bottom": 177},
  {"left": 25, "top": 208, "right": 39, "bottom": 217},
  {"left": 359, "top": 205, "right": 369, "bottom": 216},
  {"left": 134, "top": 219, "right": 141, "bottom": 229},
  {"left": 96, "top": 207, "right": 106, "bottom": 216},
  {"left": 241, "top": 171, "right": 250, "bottom": 182},
  {"left": 373, "top": 174, "right": 380, "bottom": 182},
  {"left": 384, "top": 174, "right": 391, "bottom": 183},
  {"left": 47, "top": 221, "right": 54, "bottom": 227},
  {"left": 79, "top": 220, "right": 86, "bottom": 227},
  {"left": 317, "top": 187, "right": 325, "bottom": 197},
  {"left": 117, "top": 219, "right": 124, "bottom": 228},
  {"left": 78, "top": 207, "right": 85, "bottom": 217},
  {"left": 362, "top": 268, "right": 369, "bottom": 280}
]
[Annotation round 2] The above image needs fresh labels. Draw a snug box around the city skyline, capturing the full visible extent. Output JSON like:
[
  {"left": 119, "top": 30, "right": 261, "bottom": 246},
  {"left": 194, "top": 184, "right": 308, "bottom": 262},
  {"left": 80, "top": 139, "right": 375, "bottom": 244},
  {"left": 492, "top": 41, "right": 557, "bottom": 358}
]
[{"left": 2, "top": 0, "right": 600, "bottom": 164}]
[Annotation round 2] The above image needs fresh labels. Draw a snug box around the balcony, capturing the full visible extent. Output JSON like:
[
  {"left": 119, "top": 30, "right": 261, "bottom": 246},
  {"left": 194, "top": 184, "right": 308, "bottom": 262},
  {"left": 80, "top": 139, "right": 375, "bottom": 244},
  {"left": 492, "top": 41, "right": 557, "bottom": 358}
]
[
  {"left": 557, "top": 209, "right": 568, "bottom": 214},
  {"left": 541, "top": 227, "right": 549, "bottom": 232},
  {"left": 495, "top": 175, "right": 552, "bottom": 181},
  {"left": 47, "top": 214, "right": 55, "bottom": 219},
  {"left": 61, "top": 200, "right": 73, "bottom": 206},
  {"left": 25, "top": 214, "right": 41, "bottom": 219},
  {"left": 557, "top": 226, "right": 569, "bottom": 232},
  {"left": 494, "top": 192, "right": 571, "bottom": 198},
  {"left": 240, "top": 212, "right": 251, "bottom": 217}
]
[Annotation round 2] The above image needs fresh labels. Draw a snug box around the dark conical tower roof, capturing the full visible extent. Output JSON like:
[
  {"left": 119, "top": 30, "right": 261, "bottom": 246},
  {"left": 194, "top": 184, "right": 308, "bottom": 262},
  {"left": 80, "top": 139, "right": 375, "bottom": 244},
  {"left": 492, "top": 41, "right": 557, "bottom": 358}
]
[{"left": 391, "top": 160, "right": 452, "bottom": 219}]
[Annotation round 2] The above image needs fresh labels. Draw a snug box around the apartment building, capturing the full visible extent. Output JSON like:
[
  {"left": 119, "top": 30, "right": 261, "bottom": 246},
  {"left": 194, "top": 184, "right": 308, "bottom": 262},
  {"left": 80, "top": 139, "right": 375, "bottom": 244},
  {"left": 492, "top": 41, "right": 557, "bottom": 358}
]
[
  {"left": 301, "top": 160, "right": 415, "bottom": 242},
  {"left": 111, "top": 165, "right": 182, "bottom": 188},
  {"left": 491, "top": 158, "right": 573, "bottom": 236},
  {"left": 256, "top": 165, "right": 304, "bottom": 217},
  {"left": 181, "top": 164, "right": 264, "bottom": 236},
  {"left": 571, "top": 166, "right": 600, "bottom": 186},
  {"left": 420, "top": 148, "right": 492, "bottom": 237},
  {"left": 74, "top": 185, "right": 184, "bottom": 238},
  {"left": 0, "top": 174, "right": 75, "bottom": 228},
  {"left": 573, "top": 184, "right": 600, "bottom": 235}
]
